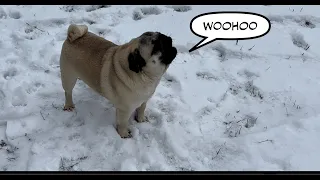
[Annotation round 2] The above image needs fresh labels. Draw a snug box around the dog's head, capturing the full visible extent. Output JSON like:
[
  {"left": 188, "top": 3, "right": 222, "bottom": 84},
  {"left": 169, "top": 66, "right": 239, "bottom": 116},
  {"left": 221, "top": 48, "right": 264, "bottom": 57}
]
[{"left": 128, "top": 32, "right": 177, "bottom": 74}]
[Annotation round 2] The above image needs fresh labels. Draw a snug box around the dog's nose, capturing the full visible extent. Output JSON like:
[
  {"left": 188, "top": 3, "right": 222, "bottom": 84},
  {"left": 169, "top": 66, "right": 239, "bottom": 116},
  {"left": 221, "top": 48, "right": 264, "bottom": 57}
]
[{"left": 158, "top": 33, "right": 172, "bottom": 48}]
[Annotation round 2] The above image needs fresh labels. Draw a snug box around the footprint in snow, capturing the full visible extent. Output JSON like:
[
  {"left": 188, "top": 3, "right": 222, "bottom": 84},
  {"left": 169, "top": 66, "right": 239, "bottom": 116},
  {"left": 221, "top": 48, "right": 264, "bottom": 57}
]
[
  {"left": 3, "top": 67, "right": 17, "bottom": 80},
  {"left": 196, "top": 71, "right": 219, "bottom": 81},
  {"left": 224, "top": 113, "right": 258, "bottom": 138},
  {"left": 132, "top": 6, "right": 162, "bottom": 21},
  {"left": 8, "top": 10, "right": 21, "bottom": 19},
  {"left": 0, "top": 7, "right": 7, "bottom": 19},
  {"left": 268, "top": 15, "right": 317, "bottom": 29},
  {"left": 237, "top": 69, "right": 260, "bottom": 80},
  {"left": 166, "top": 5, "right": 192, "bottom": 12},
  {"left": 290, "top": 31, "right": 310, "bottom": 51},
  {"left": 161, "top": 73, "right": 182, "bottom": 92},
  {"left": 228, "top": 81, "right": 264, "bottom": 100},
  {"left": 86, "top": 5, "right": 111, "bottom": 12}
]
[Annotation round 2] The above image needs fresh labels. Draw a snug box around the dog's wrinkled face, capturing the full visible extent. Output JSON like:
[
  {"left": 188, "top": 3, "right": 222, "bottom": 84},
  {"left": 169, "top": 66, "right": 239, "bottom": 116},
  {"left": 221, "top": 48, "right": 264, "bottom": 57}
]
[{"left": 128, "top": 32, "right": 177, "bottom": 74}]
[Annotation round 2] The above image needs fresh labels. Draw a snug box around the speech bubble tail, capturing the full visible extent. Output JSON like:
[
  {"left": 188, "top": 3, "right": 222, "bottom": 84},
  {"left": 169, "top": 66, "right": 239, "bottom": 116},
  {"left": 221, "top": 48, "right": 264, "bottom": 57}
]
[
  {"left": 188, "top": 46, "right": 199, "bottom": 53},
  {"left": 189, "top": 37, "right": 215, "bottom": 53}
]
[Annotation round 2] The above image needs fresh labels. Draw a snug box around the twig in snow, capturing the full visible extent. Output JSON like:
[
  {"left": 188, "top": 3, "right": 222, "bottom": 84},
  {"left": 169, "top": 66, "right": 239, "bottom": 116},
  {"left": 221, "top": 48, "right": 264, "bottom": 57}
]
[
  {"left": 212, "top": 142, "right": 226, "bottom": 159},
  {"left": 300, "top": 7, "right": 303, "bottom": 12},
  {"left": 7, "top": 157, "right": 16, "bottom": 162},
  {"left": 26, "top": 23, "right": 49, "bottom": 35},
  {"left": 305, "top": 45, "right": 310, "bottom": 50},
  {"left": 59, "top": 156, "right": 88, "bottom": 171},
  {"left": 256, "top": 139, "right": 273, "bottom": 144},
  {"left": 40, "top": 110, "right": 46, "bottom": 120},
  {"left": 236, "top": 40, "right": 239, "bottom": 45},
  {"left": 265, "top": 67, "right": 270, "bottom": 71},
  {"left": 60, "top": 157, "right": 79, "bottom": 171},
  {"left": 236, "top": 119, "right": 246, "bottom": 123},
  {"left": 285, "top": 56, "right": 291, "bottom": 60},
  {"left": 237, "top": 125, "right": 242, "bottom": 135},
  {"left": 248, "top": 45, "right": 255, "bottom": 51},
  {"left": 52, "top": 102, "right": 60, "bottom": 109}
]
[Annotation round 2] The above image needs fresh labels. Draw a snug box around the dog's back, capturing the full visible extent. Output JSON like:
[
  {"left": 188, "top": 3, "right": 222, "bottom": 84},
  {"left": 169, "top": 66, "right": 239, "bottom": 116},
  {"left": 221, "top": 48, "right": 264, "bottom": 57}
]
[{"left": 60, "top": 24, "right": 118, "bottom": 93}]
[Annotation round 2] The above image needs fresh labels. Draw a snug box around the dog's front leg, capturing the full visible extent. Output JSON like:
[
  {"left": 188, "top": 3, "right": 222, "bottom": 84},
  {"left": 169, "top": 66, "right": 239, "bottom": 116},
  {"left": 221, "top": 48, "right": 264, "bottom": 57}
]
[
  {"left": 135, "top": 102, "right": 148, "bottom": 123},
  {"left": 116, "top": 108, "right": 133, "bottom": 138}
]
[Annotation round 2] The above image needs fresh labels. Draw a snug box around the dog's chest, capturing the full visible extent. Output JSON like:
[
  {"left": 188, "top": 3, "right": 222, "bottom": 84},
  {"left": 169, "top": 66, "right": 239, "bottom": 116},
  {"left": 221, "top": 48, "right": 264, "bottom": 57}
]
[{"left": 137, "top": 80, "right": 160, "bottom": 100}]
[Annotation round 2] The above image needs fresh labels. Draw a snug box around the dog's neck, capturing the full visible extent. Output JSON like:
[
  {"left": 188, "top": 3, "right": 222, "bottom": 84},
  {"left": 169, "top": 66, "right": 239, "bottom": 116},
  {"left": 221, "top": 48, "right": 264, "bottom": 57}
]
[
  {"left": 111, "top": 46, "right": 161, "bottom": 93},
  {"left": 142, "top": 64, "right": 168, "bottom": 81}
]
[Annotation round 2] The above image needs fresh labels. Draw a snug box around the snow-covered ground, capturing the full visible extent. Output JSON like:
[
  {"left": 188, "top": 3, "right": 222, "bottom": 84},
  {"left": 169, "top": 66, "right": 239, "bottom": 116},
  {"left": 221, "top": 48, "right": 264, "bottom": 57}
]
[{"left": 0, "top": 5, "right": 320, "bottom": 171}]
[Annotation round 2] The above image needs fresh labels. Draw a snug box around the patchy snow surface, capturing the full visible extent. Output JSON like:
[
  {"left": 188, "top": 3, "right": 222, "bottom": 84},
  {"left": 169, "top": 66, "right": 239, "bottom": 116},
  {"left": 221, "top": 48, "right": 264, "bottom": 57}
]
[{"left": 0, "top": 5, "right": 320, "bottom": 171}]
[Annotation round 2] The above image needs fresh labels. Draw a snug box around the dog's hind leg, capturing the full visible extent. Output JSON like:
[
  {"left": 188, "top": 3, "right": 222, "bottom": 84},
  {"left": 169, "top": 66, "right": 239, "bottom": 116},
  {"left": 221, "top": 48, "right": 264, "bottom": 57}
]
[
  {"left": 116, "top": 108, "right": 134, "bottom": 138},
  {"left": 60, "top": 60, "right": 78, "bottom": 112}
]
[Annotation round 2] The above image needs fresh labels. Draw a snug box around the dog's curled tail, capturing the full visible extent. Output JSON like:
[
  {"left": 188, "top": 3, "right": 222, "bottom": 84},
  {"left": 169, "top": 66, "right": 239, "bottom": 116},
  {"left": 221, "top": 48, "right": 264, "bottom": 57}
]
[{"left": 67, "top": 24, "right": 88, "bottom": 43}]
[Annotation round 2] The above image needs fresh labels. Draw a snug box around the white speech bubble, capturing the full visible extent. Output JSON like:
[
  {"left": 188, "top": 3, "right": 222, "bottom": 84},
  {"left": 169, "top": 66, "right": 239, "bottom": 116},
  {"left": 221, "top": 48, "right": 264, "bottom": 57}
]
[{"left": 189, "top": 11, "right": 271, "bottom": 52}]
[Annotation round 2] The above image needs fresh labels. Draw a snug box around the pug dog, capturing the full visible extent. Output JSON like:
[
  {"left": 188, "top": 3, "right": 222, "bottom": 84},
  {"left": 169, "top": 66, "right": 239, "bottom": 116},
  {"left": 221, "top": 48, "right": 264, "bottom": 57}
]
[{"left": 59, "top": 24, "right": 177, "bottom": 138}]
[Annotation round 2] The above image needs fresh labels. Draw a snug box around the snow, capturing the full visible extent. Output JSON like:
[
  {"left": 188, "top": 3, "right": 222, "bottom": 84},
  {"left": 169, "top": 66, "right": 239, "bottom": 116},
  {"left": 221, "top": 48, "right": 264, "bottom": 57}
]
[{"left": 0, "top": 5, "right": 320, "bottom": 171}]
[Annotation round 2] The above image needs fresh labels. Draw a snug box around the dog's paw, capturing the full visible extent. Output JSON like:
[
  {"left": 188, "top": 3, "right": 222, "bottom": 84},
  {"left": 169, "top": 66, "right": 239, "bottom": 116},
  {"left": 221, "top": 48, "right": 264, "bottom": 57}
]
[
  {"left": 63, "top": 104, "right": 75, "bottom": 112},
  {"left": 117, "top": 127, "right": 132, "bottom": 138},
  {"left": 135, "top": 114, "right": 149, "bottom": 123}
]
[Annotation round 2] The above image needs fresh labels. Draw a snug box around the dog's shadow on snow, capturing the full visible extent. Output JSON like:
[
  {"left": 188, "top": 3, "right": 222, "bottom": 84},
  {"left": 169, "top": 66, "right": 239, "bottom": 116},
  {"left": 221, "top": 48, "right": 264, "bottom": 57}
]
[
  {"left": 40, "top": 81, "right": 117, "bottom": 131},
  {"left": 41, "top": 80, "right": 142, "bottom": 135},
  {"left": 71, "top": 84, "right": 116, "bottom": 128},
  {"left": 74, "top": 99, "right": 115, "bottom": 127}
]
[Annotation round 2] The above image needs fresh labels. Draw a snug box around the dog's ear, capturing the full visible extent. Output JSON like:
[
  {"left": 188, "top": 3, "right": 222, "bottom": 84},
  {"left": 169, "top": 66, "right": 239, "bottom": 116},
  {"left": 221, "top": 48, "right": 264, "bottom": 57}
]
[{"left": 128, "top": 49, "right": 146, "bottom": 73}]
